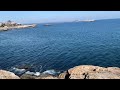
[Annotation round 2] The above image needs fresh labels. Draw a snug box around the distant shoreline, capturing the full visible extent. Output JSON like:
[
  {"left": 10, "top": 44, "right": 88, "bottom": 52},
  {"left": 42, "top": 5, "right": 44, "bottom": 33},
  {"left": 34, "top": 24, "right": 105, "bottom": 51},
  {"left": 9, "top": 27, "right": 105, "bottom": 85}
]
[{"left": 0, "top": 24, "right": 36, "bottom": 31}]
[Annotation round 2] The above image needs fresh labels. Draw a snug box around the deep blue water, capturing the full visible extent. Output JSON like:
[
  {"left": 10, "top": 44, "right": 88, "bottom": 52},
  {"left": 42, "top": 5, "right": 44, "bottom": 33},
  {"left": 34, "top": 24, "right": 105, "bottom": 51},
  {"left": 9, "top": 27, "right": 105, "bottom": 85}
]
[{"left": 1, "top": 19, "right": 120, "bottom": 75}]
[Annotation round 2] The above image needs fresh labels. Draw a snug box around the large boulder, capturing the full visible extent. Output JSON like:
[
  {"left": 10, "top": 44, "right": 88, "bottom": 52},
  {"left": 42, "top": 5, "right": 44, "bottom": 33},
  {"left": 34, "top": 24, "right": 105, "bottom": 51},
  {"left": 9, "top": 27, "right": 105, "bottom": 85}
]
[
  {"left": 59, "top": 65, "right": 120, "bottom": 79},
  {"left": 0, "top": 70, "right": 20, "bottom": 79},
  {"left": 20, "top": 74, "right": 37, "bottom": 79}
]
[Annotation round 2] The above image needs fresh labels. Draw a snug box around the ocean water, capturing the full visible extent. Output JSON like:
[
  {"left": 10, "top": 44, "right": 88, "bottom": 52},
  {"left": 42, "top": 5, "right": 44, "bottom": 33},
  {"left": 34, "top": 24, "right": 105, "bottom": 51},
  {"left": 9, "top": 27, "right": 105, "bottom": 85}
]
[{"left": 1, "top": 19, "right": 120, "bottom": 75}]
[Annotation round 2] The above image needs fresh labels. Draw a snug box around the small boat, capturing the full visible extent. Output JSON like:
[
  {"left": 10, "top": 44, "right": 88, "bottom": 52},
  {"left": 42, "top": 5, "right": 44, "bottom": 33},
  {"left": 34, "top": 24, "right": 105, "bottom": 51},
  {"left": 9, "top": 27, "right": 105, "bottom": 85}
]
[
  {"left": 80, "top": 19, "right": 95, "bottom": 22},
  {"left": 27, "top": 24, "right": 37, "bottom": 27},
  {"left": 44, "top": 24, "right": 52, "bottom": 26}
]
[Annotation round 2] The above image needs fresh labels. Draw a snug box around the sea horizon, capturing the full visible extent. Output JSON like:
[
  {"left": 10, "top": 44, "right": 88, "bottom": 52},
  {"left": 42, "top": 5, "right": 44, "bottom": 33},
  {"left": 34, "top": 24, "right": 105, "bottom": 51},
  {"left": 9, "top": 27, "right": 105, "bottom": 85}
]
[{"left": 19, "top": 18, "right": 120, "bottom": 25}]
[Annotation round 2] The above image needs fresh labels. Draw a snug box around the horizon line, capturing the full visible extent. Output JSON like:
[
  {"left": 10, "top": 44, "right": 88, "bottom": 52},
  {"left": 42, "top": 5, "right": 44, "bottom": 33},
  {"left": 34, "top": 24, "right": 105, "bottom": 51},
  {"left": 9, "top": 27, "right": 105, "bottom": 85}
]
[{"left": 1, "top": 17, "right": 120, "bottom": 24}]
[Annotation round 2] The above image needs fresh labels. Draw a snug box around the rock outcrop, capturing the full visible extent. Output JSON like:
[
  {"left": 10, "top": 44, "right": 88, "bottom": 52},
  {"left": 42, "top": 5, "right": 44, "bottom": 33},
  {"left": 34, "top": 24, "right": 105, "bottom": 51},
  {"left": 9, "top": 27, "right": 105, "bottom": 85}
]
[
  {"left": 20, "top": 74, "right": 58, "bottom": 79},
  {"left": 36, "top": 75, "right": 58, "bottom": 79},
  {"left": 0, "top": 70, "right": 20, "bottom": 79},
  {"left": 59, "top": 65, "right": 120, "bottom": 79},
  {"left": 0, "top": 24, "right": 36, "bottom": 31}
]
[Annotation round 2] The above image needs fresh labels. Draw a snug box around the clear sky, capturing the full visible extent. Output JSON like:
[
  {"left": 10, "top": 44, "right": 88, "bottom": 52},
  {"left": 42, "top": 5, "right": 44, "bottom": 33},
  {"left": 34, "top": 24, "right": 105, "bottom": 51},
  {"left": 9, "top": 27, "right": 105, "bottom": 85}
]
[{"left": 0, "top": 11, "right": 120, "bottom": 24}]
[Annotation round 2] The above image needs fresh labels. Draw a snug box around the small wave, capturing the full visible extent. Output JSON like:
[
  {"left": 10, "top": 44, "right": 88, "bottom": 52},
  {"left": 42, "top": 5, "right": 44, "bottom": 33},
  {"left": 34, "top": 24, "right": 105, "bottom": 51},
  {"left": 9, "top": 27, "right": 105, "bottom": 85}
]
[
  {"left": 9, "top": 66, "right": 61, "bottom": 77},
  {"left": 12, "top": 67, "right": 26, "bottom": 72},
  {"left": 25, "top": 71, "right": 40, "bottom": 76},
  {"left": 9, "top": 67, "right": 26, "bottom": 76},
  {"left": 25, "top": 70, "right": 61, "bottom": 76},
  {"left": 42, "top": 70, "right": 61, "bottom": 75}
]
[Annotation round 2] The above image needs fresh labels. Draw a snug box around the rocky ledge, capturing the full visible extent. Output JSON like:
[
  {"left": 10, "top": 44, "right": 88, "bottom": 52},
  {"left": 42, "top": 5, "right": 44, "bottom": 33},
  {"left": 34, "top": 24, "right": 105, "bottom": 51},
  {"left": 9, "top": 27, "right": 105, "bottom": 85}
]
[
  {"left": 0, "top": 70, "right": 20, "bottom": 79},
  {"left": 1, "top": 65, "right": 120, "bottom": 79},
  {"left": 59, "top": 65, "right": 120, "bottom": 79},
  {"left": 0, "top": 24, "right": 36, "bottom": 31}
]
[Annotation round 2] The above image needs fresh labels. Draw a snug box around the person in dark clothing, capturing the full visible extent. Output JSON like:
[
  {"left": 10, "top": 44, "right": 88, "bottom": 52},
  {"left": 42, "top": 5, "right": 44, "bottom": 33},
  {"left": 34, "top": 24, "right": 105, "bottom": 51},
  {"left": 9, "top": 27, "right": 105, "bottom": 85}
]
[{"left": 65, "top": 70, "right": 70, "bottom": 79}]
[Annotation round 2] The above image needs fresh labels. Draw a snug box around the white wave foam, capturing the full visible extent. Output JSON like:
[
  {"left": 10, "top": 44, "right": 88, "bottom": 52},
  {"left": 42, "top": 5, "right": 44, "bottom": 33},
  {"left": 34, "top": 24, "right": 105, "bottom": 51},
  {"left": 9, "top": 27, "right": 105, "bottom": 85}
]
[
  {"left": 34, "top": 72, "right": 40, "bottom": 76},
  {"left": 24, "top": 69, "right": 60, "bottom": 76},
  {"left": 12, "top": 67, "right": 26, "bottom": 72},
  {"left": 25, "top": 71, "right": 40, "bottom": 76},
  {"left": 10, "top": 67, "right": 26, "bottom": 75},
  {"left": 42, "top": 70, "right": 60, "bottom": 75},
  {"left": 10, "top": 67, "right": 61, "bottom": 76}
]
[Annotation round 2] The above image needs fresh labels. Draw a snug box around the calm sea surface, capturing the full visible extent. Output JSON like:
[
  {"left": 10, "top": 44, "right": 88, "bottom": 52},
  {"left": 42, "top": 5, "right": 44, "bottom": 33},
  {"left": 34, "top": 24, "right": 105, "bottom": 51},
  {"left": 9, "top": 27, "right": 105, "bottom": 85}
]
[{"left": 1, "top": 19, "right": 120, "bottom": 75}]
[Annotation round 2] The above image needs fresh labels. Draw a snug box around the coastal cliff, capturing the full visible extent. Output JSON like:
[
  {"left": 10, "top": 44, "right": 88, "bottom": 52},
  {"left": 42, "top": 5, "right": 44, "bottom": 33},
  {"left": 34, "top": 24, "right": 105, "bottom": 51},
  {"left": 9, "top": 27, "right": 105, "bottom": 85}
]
[{"left": 1, "top": 65, "right": 120, "bottom": 79}]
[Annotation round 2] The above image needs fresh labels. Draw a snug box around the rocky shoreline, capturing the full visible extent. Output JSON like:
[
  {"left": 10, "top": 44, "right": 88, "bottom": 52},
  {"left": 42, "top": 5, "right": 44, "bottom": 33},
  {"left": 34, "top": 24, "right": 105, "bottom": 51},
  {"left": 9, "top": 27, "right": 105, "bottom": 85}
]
[
  {"left": 1, "top": 65, "right": 120, "bottom": 79},
  {"left": 0, "top": 24, "right": 36, "bottom": 31}
]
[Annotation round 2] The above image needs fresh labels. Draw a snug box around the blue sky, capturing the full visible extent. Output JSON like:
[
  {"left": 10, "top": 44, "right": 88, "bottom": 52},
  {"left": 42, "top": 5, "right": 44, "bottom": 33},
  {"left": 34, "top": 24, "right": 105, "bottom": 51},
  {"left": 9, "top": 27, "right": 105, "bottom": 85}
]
[{"left": 0, "top": 11, "right": 120, "bottom": 24}]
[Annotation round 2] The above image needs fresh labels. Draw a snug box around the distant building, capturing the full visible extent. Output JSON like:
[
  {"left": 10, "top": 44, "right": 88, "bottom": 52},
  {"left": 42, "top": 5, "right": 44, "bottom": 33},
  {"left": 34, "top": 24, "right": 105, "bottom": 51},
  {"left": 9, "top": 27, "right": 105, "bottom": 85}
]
[
  {"left": 4, "top": 20, "right": 21, "bottom": 26},
  {"left": 0, "top": 22, "right": 5, "bottom": 27},
  {"left": 0, "top": 23, "right": 2, "bottom": 26},
  {"left": 17, "top": 23, "right": 22, "bottom": 25},
  {"left": 0, "top": 20, "right": 22, "bottom": 27}
]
